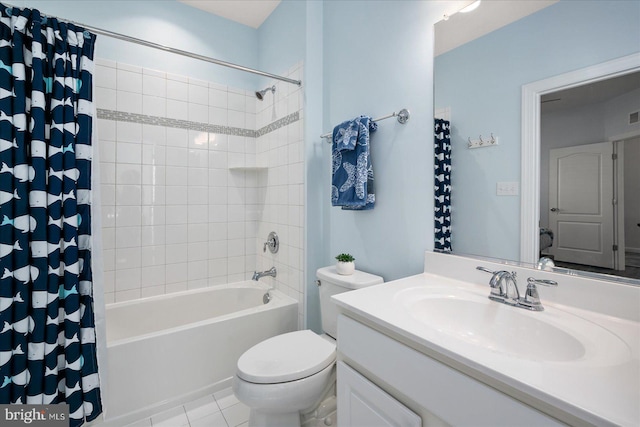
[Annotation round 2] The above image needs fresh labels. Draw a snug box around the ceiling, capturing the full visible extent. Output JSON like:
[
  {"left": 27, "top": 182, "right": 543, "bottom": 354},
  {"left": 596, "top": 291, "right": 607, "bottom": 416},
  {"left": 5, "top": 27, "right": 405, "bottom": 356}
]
[
  {"left": 541, "top": 71, "right": 640, "bottom": 113},
  {"left": 181, "top": 1, "right": 559, "bottom": 47},
  {"left": 178, "top": 0, "right": 281, "bottom": 28},
  {"left": 435, "top": 0, "right": 559, "bottom": 56}
]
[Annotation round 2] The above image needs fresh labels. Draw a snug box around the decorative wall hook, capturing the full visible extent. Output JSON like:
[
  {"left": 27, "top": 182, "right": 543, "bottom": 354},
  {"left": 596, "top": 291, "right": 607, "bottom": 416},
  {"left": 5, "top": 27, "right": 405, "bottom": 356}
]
[{"left": 468, "top": 133, "right": 498, "bottom": 149}]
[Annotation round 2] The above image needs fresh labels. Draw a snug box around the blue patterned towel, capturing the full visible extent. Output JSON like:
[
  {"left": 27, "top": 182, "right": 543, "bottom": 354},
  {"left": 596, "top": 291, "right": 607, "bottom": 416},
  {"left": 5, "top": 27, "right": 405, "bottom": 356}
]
[{"left": 331, "top": 116, "right": 377, "bottom": 209}]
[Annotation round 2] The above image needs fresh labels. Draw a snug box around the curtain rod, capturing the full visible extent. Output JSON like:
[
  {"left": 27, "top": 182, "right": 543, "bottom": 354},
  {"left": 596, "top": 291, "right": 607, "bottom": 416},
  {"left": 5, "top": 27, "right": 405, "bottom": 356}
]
[{"left": 5, "top": 3, "right": 302, "bottom": 87}]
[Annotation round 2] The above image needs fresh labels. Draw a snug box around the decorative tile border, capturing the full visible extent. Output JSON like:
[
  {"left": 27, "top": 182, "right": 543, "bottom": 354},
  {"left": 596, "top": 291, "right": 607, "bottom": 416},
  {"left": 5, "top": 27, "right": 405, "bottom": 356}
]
[
  {"left": 256, "top": 111, "right": 300, "bottom": 137},
  {"left": 97, "top": 109, "right": 299, "bottom": 138}
]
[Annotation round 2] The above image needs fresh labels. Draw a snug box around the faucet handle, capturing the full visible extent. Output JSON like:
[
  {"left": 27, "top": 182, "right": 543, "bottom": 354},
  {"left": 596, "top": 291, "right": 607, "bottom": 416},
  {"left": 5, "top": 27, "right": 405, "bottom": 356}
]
[
  {"left": 263, "top": 231, "right": 279, "bottom": 254},
  {"left": 476, "top": 266, "right": 516, "bottom": 279},
  {"left": 527, "top": 277, "right": 558, "bottom": 287},
  {"left": 476, "top": 266, "right": 497, "bottom": 274},
  {"left": 522, "top": 277, "right": 558, "bottom": 311}
]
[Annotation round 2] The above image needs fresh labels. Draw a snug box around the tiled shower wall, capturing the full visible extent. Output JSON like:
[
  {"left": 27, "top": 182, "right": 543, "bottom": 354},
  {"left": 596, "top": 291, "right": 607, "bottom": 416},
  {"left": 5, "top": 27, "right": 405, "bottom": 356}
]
[
  {"left": 254, "top": 67, "right": 305, "bottom": 327},
  {"left": 95, "top": 59, "right": 305, "bottom": 324}
]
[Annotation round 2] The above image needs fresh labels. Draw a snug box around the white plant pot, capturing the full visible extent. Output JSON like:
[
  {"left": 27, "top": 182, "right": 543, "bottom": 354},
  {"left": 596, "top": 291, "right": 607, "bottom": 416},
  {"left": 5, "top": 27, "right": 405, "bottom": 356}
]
[{"left": 336, "top": 261, "right": 355, "bottom": 275}]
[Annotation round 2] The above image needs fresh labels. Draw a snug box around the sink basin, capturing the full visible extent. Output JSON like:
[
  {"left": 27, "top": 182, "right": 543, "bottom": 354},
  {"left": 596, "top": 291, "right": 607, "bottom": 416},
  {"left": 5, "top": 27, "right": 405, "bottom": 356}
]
[
  {"left": 395, "top": 287, "right": 630, "bottom": 365},
  {"left": 410, "top": 297, "right": 584, "bottom": 361}
]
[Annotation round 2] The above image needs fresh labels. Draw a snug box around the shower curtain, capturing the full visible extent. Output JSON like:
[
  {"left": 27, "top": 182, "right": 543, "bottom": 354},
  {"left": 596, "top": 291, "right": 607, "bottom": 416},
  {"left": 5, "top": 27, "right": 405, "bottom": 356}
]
[
  {"left": 434, "top": 119, "right": 451, "bottom": 252},
  {"left": 0, "top": 4, "right": 101, "bottom": 426}
]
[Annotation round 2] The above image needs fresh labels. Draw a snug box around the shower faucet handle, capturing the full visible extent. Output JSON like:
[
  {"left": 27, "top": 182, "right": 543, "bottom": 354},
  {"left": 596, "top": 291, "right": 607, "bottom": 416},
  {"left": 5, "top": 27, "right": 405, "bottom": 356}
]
[{"left": 263, "top": 231, "right": 279, "bottom": 254}]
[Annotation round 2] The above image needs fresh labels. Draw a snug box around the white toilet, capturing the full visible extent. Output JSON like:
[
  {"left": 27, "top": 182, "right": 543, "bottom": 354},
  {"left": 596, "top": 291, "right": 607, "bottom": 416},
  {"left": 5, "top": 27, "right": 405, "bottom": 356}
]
[{"left": 233, "top": 266, "right": 383, "bottom": 427}]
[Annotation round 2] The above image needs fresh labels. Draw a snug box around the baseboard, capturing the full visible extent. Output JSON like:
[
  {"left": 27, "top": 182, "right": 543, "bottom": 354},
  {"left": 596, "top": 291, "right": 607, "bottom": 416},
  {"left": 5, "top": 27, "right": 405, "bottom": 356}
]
[{"left": 87, "top": 377, "right": 233, "bottom": 427}]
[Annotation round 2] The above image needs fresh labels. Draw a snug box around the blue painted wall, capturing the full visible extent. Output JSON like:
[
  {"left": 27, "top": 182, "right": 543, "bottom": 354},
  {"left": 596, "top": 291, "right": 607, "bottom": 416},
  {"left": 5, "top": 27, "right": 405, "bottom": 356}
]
[
  {"left": 258, "top": 0, "right": 451, "bottom": 330},
  {"left": 12, "top": 0, "right": 259, "bottom": 88},
  {"left": 302, "top": 2, "right": 325, "bottom": 333},
  {"left": 434, "top": 0, "right": 640, "bottom": 261},
  {"left": 321, "top": 1, "right": 447, "bottom": 282}
]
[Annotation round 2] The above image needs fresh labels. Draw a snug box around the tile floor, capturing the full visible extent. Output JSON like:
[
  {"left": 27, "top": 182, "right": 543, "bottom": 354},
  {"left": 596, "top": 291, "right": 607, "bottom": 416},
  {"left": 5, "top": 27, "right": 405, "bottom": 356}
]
[{"left": 125, "top": 387, "right": 250, "bottom": 427}]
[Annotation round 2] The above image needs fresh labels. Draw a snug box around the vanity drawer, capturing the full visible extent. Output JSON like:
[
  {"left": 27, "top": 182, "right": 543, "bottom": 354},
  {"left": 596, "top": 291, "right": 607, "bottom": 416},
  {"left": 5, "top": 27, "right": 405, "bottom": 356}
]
[{"left": 337, "top": 314, "right": 565, "bottom": 426}]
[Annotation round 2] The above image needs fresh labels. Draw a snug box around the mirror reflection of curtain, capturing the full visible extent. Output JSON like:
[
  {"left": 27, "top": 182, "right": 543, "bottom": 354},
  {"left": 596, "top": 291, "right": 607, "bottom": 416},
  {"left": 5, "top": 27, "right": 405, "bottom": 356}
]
[
  {"left": 0, "top": 4, "right": 102, "bottom": 426},
  {"left": 434, "top": 119, "right": 452, "bottom": 252}
]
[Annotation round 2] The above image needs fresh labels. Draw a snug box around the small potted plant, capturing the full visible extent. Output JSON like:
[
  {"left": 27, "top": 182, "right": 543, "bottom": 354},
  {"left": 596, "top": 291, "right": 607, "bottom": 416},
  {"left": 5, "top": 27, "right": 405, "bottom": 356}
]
[{"left": 335, "top": 253, "right": 355, "bottom": 275}]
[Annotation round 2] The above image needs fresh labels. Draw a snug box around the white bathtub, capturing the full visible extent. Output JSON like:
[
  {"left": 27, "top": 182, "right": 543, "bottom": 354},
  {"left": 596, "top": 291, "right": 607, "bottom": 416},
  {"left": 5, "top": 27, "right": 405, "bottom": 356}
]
[{"left": 102, "top": 282, "right": 298, "bottom": 424}]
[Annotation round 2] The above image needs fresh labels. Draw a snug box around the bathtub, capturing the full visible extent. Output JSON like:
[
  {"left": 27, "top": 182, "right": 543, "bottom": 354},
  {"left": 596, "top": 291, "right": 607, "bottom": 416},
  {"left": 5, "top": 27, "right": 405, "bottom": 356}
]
[{"left": 102, "top": 281, "right": 298, "bottom": 424}]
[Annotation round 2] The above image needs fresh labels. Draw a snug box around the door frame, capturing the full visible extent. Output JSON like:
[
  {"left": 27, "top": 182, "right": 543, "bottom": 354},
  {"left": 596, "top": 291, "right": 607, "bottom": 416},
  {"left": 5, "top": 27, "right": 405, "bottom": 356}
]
[
  {"left": 520, "top": 53, "right": 640, "bottom": 265},
  {"left": 613, "top": 140, "right": 625, "bottom": 270}
]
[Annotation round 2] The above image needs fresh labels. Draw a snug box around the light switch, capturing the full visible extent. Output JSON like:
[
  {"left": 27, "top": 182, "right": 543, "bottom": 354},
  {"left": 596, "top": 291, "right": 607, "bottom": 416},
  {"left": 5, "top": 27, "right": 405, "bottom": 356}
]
[{"left": 496, "top": 181, "right": 519, "bottom": 196}]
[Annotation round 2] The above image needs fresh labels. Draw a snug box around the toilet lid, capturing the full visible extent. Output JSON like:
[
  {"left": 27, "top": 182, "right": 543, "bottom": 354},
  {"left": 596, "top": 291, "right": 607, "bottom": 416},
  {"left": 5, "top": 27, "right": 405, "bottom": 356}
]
[{"left": 237, "top": 330, "right": 336, "bottom": 384}]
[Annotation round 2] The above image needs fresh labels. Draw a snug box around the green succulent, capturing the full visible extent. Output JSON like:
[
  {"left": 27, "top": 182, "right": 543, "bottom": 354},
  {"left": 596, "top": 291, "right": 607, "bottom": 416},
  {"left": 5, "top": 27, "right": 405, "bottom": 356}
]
[{"left": 335, "top": 253, "right": 355, "bottom": 263}]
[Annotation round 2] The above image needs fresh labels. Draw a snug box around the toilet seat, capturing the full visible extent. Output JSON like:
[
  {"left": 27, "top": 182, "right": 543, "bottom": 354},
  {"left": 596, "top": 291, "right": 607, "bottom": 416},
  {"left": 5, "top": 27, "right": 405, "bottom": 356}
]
[{"left": 237, "top": 330, "right": 336, "bottom": 384}]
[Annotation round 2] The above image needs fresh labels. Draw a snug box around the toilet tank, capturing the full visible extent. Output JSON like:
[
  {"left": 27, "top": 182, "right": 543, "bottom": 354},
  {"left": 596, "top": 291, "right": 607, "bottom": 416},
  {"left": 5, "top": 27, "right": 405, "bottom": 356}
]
[{"left": 316, "top": 266, "right": 383, "bottom": 338}]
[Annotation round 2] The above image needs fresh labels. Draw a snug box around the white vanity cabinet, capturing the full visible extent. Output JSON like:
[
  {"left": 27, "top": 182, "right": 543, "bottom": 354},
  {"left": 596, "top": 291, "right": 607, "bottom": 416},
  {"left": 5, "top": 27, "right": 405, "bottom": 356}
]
[
  {"left": 337, "top": 314, "right": 566, "bottom": 427},
  {"left": 337, "top": 361, "right": 421, "bottom": 427}
]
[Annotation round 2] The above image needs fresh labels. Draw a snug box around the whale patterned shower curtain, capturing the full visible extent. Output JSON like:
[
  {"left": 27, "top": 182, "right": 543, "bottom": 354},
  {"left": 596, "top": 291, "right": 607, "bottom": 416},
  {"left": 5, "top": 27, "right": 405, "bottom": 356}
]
[
  {"left": 0, "top": 4, "right": 101, "bottom": 426},
  {"left": 434, "top": 119, "right": 451, "bottom": 252}
]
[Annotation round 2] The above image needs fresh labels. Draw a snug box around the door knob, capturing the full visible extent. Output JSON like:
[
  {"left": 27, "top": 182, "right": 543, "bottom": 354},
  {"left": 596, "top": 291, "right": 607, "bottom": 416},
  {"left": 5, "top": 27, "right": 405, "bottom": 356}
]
[{"left": 550, "top": 208, "right": 559, "bottom": 212}]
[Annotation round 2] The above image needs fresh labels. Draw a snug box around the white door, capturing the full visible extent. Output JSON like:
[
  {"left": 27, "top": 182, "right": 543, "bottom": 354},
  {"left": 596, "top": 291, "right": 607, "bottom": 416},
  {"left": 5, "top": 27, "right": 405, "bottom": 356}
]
[
  {"left": 337, "top": 361, "right": 421, "bottom": 427},
  {"left": 548, "top": 141, "right": 615, "bottom": 268}
]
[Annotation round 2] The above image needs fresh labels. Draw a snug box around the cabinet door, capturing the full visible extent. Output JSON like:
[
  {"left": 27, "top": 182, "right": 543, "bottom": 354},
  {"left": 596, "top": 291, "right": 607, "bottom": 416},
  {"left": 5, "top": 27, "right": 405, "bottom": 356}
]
[{"left": 337, "top": 361, "right": 421, "bottom": 427}]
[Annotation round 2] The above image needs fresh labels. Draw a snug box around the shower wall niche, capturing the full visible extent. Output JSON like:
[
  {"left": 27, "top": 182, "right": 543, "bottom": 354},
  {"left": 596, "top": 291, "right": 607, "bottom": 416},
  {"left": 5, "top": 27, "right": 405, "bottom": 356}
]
[{"left": 95, "top": 58, "right": 305, "bottom": 324}]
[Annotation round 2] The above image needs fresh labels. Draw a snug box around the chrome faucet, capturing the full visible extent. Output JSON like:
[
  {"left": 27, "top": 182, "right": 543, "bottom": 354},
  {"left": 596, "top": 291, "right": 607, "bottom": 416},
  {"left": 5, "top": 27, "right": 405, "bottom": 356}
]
[
  {"left": 477, "top": 266, "right": 557, "bottom": 311},
  {"left": 252, "top": 266, "right": 277, "bottom": 281},
  {"left": 478, "top": 267, "right": 519, "bottom": 305}
]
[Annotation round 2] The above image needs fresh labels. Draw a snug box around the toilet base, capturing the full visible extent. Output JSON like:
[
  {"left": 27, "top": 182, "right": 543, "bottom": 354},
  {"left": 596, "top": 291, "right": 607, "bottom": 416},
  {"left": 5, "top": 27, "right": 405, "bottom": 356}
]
[
  {"left": 247, "top": 394, "right": 337, "bottom": 427},
  {"left": 301, "top": 395, "right": 337, "bottom": 427},
  {"left": 248, "top": 410, "right": 301, "bottom": 427}
]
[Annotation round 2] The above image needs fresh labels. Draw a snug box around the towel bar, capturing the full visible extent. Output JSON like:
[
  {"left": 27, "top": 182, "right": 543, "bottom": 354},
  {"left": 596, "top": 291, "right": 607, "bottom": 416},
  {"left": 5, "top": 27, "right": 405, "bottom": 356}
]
[{"left": 321, "top": 108, "right": 410, "bottom": 140}]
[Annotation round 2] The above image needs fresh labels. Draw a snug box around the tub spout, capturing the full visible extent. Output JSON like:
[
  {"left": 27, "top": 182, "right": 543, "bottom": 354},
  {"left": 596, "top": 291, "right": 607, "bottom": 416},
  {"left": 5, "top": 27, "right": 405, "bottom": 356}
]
[{"left": 252, "top": 267, "right": 277, "bottom": 281}]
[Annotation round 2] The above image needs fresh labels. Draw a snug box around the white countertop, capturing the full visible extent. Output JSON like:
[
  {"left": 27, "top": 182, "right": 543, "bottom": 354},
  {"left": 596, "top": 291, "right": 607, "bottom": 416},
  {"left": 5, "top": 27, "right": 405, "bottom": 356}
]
[{"left": 333, "top": 272, "right": 640, "bottom": 427}]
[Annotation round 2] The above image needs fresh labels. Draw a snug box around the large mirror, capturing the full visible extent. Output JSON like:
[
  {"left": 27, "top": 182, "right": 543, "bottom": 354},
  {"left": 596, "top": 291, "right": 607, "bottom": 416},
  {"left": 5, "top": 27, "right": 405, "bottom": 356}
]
[{"left": 434, "top": 0, "right": 640, "bottom": 283}]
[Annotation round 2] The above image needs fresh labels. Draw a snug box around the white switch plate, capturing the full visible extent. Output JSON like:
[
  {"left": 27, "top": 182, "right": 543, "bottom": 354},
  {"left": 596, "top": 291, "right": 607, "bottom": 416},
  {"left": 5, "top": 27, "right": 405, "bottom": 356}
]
[{"left": 496, "top": 181, "right": 519, "bottom": 196}]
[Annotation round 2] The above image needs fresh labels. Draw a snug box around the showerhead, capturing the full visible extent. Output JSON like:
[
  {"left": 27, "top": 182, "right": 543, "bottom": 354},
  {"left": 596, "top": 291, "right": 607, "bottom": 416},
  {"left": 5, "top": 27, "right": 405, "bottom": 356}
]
[{"left": 255, "top": 85, "right": 276, "bottom": 100}]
